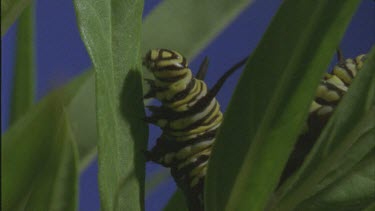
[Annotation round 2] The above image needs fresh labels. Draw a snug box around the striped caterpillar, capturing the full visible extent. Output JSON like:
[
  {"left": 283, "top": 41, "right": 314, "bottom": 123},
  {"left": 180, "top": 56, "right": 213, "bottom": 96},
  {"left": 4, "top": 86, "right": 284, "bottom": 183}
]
[{"left": 143, "top": 48, "right": 366, "bottom": 210}]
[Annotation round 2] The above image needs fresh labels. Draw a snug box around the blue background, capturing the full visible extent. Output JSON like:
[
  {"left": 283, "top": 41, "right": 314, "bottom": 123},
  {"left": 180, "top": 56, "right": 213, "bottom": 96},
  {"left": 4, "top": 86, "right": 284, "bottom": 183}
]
[{"left": 2, "top": 1, "right": 374, "bottom": 210}]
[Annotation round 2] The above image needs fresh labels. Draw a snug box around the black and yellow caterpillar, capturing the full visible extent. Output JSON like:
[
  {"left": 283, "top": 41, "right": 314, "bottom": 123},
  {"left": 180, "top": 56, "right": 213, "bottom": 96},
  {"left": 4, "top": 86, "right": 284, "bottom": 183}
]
[
  {"left": 143, "top": 48, "right": 366, "bottom": 210},
  {"left": 280, "top": 52, "right": 367, "bottom": 184}
]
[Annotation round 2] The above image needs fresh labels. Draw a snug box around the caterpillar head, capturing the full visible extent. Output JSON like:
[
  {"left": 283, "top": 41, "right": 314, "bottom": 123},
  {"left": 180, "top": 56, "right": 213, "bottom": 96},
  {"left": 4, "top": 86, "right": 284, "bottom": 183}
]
[{"left": 143, "top": 49, "right": 188, "bottom": 71}]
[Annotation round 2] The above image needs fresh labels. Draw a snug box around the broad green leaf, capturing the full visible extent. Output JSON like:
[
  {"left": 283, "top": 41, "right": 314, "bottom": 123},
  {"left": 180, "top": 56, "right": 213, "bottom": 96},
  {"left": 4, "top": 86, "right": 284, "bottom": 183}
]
[
  {"left": 74, "top": 0, "right": 148, "bottom": 210},
  {"left": 1, "top": 102, "right": 78, "bottom": 210},
  {"left": 205, "top": 1, "right": 361, "bottom": 211},
  {"left": 1, "top": 0, "right": 31, "bottom": 36},
  {"left": 10, "top": 5, "right": 35, "bottom": 125},
  {"left": 142, "top": 0, "right": 255, "bottom": 59},
  {"left": 272, "top": 48, "right": 375, "bottom": 211},
  {"left": 163, "top": 190, "right": 188, "bottom": 211},
  {"left": 295, "top": 149, "right": 375, "bottom": 211},
  {"left": 1, "top": 71, "right": 91, "bottom": 210}
]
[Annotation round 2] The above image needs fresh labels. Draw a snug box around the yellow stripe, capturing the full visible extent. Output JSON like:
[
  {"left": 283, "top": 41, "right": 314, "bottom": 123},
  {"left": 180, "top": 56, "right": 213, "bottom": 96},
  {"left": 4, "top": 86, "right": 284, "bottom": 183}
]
[
  {"left": 150, "top": 50, "right": 159, "bottom": 60},
  {"left": 161, "top": 51, "right": 173, "bottom": 58},
  {"left": 155, "top": 71, "right": 193, "bottom": 101},
  {"left": 309, "top": 101, "right": 322, "bottom": 113},
  {"left": 169, "top": 115, "right": 222, "bottom": 136},
  {"left": 168, "top": 80, "right": 203, "bottom": 110},
  {"left": 333, "top": 66, "right": 352, "bottom": 84},
  {"left": 169, "top": 99, "right": 217, "bottom": 130}
]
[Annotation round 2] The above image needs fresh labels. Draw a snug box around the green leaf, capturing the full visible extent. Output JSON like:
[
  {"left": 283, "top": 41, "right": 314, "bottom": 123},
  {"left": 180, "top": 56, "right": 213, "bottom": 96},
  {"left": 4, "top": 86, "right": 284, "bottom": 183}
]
[
  {"left": 74, "top": 0, "right": 148, "bottom": 210},
  {"left": 142, "top": 0, "right": 255, "bottom": 59},
  {"left": 1, "top": 104, "right": 78, "bottom": 211},
  {"left": 10, "top": 4, "right": 35, "bottom": 125},
  {"left": 364, "top": 201, "right": 375, "bottom": 211},
  {"left": 295, "top": 150, "right": 375, "bottom": 211},
  {"left": 163, "top": 190, "right": 189, "bottom": 211},
  {"left": 66, "top": 74, "right": 98, "bottom": 171},
  {"left": 205, "top": 1, "right": 361, "bottom": 211},
  {"left": 1, "top": 0, "right": 31, "bottom": 36},
  {"left": 1, "top": 71, "right": 91, "bottom": 211},
  {"left": 272, "top": 47, "right": 375, "bottom": 211},
  {"left": 22, "top": 112, "right": 79, "bottom": 211}
]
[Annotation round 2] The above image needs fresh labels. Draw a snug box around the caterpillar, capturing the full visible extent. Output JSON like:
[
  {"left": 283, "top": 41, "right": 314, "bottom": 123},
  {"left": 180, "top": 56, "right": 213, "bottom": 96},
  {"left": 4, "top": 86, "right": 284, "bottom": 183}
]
[
  {"left": 279, "top": 52, "right": 367, "bottom": 185},
  {"left": 143, "top": 48, "right": 367, "bottom": 210},
  {"left": 143, "top": 49, "right": 246, "bottom": 211}
]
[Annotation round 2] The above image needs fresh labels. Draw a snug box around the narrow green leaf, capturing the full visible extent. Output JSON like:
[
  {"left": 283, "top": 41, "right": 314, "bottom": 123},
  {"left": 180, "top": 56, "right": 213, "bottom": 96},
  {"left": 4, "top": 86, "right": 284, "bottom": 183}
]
[
  {"left": 74, "top": 0, "right": 148, "bottom": 210},
  {"left": 10, "top": 4, "right": 35, "bottom": 125},
  {"left": 163, "top": 190, "right": 188, "bottom": 211},
  {"left": 1, "top": 0, "right": 31, "bottom": 36},
  {"left": 1, "top": 71, "right": 91, "bottom": 211},
  {"left": 22, "top": 112, "right": 79, "bottom": 211},
  {"left": 2, "top": 109, "right": 79, "bottom": 211},
  {"left": 142, "top": 0, "right": 254, "bottom": 59},
  {"left": 272, "top": 47, "right": 375, "bottom": 211},
  {"left": 364, "top": 201, "right": 375, "bottom": 211},
  {"left": 205, "top": 1, "right": 361, "bottom": 211},
  {"left": 295, "top": 149, "right": 375, "bottom": 211},
  {"left": 66, "top": 74, "right": 98, "bottom": 171}
]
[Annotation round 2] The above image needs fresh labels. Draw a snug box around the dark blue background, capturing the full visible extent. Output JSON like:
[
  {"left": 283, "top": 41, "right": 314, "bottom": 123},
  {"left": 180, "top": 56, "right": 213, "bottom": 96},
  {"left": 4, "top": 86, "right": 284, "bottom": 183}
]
[{"left": 2, "top": 1, "right": 374, "bottom": 210}]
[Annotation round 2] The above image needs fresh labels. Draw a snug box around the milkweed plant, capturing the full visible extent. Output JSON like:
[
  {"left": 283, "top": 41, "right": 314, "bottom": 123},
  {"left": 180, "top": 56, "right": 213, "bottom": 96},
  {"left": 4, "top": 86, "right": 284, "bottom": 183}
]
[{"left": 1, "top": 0, "right": 374, "bottom": 211}]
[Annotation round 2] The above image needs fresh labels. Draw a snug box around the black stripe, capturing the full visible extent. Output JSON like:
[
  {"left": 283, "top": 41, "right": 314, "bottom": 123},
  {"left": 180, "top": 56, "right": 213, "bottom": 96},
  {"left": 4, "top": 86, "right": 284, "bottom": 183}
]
[
  {"left": 200, "top": 113, "right": 220, "bottom": 126},
  {"left": 157, "top": 131, "right": 216, "bottom": 153},
  {"left": 157, "top": 49, "right": 181, "bottom": 61},
  {"left": 186, "top": 81, "right": 204, "bottom": 106},
  {"left": 171, "top": 154, "right": 210, "bottom": 179},
  {"left": 338, "top": 62, "right": 354, "bottom": 79},
  {"left": 148, "top": 83, "right": 220, "bottom": 123},
  {"left": 314, "top": 80, "right": 347, "bottom": 106},
  {"left": 167, "top": 101, "right": 218, "bottom": 132},
  {"left": 155, "top": 72, "right": 187, "bottom": 82},
  {"left": 153, "top": 89, "right": 215, "bottom": 121},
  {"left": 314, "top": 98, "right": 339, "bottom": 106},
  {"left": 181, "top": 57, "right": 187, "bottom": 67},
  {"left": 157, "top": 51, "right": 179, "bottom": 61},
  {"left": 144, "top": 79, "right": 169, "bottom": 98},
  {"left": 322, "top": 80, "right": 346, "bottom": 95},
  {"left": 146, "top": 130, "right": 217, "bottom": 165},
  {"left": 165, "top": 79, "right": 196, "bottom": 103},
  {"left": 156, "top": 64, "right": 185, "bottom": 71},
  {"left": 154, "top": 50, "right": 186, "bottom": 71},
  {"left": 157, "top": 49, "right": 163, "bottom": 60},
  {"left": 162, "top": 49, "right": 178, "bottom": 57}
]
